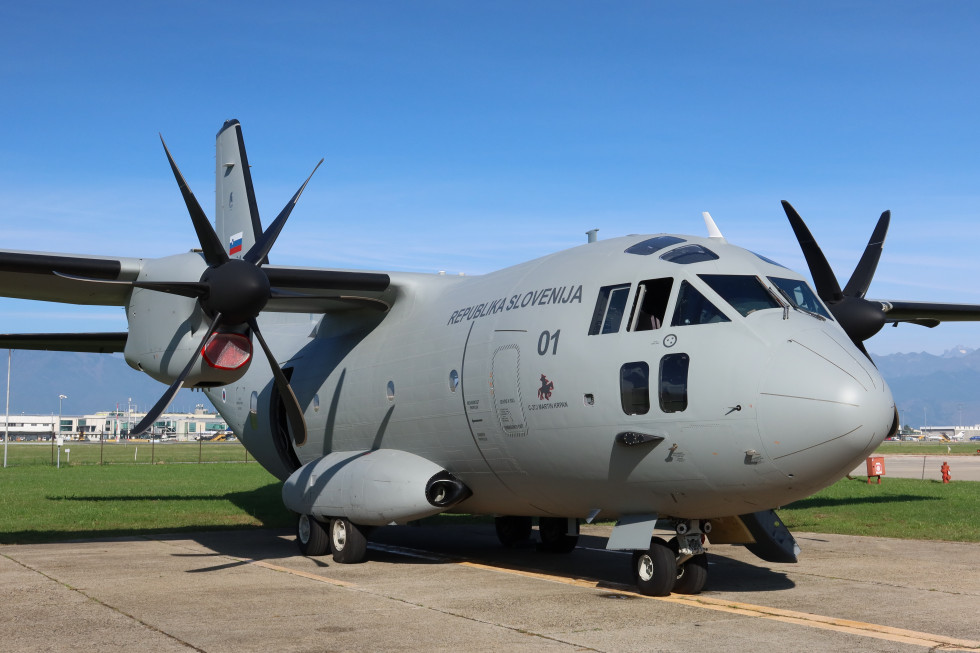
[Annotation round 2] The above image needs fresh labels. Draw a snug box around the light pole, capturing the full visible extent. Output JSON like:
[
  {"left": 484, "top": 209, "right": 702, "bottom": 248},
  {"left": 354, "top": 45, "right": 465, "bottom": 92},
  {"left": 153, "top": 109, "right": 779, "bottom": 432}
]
[
  {"left": 3, "top": 349, "right": 10, "bottom": 468},
  {"left": 57, "top": 394, "right": 66, "bottom": 468}
]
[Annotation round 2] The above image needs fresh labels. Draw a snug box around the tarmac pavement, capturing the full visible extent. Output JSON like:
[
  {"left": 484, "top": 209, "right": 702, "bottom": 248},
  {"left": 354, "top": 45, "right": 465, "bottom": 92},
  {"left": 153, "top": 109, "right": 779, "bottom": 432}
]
[
  {"left": 1, "top": 523, "right": 978, "bottom": 652},
  {"left": 849, "top": 453, "right": 980, "bottom": 481}
]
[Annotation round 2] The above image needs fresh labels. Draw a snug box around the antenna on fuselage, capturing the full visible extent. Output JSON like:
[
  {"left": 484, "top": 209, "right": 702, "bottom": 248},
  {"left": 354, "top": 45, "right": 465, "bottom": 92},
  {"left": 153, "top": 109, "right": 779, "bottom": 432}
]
[
  {"left": 586, "top": 228, "right": 599, "bottom": 243},
  {"left": 703, "top": 212, "right": 726, "bottom": 242}
]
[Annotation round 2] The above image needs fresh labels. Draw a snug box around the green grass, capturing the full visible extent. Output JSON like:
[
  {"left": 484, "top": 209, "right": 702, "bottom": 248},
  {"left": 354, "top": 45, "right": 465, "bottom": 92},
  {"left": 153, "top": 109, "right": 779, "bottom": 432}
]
[
  {"left": 0, "top": 441, "right": 252, "bottom": 466},
  {"left": 874, "top": 442, "right": 980, "bottom": 455},
  {"left": 0, "top": 463, "right": 292, "bottom": 544},
  {"left": 779, "top": 476, "right": 980, "bottom": 541},
  {"left": 1, "top": 459, "right": 977, "bottom": 545}
]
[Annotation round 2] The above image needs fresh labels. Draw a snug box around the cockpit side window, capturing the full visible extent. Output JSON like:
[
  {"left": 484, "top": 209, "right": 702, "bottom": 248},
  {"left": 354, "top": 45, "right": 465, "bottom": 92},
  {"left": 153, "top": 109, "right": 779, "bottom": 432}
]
[
  {"left": 698, "top": 274, "right": 781, "bottom": 317},
  {"left": 768, "top": 277, "right": 833, "bottom": 320},
  {"left": 671, "top": 281, "right": 730, "bottom": 326},
  {"left": 628, "top": 278, "right": 674, "bottom": 331},
  {"left": 588, "top": 283, "right": 632, "bottom": 335}
]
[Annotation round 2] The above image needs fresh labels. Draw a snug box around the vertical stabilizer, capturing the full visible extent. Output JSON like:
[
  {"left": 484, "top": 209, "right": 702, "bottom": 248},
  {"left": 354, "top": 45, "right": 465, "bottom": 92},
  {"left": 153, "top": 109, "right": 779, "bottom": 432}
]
[{"left": 215, "top": 120, "right": 263, "bottom": 260}]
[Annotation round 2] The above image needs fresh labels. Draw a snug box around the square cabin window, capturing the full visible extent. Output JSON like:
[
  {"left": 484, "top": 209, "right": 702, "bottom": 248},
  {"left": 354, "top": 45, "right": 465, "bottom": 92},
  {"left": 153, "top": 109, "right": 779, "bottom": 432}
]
[{"left": 620, "top": 361, "right": 650, "bottom": 415}]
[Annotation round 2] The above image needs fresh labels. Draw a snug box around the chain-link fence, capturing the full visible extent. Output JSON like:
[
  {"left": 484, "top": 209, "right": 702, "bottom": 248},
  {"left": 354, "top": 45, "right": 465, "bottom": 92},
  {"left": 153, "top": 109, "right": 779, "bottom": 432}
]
[{"left": 1, "top": 440, "right": 253, "bottom": 467}]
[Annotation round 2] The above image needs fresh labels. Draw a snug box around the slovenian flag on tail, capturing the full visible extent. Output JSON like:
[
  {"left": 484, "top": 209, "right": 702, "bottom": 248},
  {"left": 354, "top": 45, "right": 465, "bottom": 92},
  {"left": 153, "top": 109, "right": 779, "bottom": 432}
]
[{"left": 229, "top": 231, "right": 244, "bottom": 256}]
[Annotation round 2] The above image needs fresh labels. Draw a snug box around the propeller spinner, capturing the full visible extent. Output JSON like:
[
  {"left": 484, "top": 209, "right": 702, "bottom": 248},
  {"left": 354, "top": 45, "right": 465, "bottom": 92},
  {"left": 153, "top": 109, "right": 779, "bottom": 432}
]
[
  {"left": 126, "top": 138, "right": 322, "bottom": 444},
  {"left": 781, "top": 200, "right": 891, "bottom": 359}
]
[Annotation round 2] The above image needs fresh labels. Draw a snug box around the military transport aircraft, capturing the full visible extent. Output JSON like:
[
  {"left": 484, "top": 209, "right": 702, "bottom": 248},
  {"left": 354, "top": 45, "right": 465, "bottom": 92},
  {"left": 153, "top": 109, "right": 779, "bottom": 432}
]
[{"left": 3, "top": 120, "right": 980, "bottom": 596}]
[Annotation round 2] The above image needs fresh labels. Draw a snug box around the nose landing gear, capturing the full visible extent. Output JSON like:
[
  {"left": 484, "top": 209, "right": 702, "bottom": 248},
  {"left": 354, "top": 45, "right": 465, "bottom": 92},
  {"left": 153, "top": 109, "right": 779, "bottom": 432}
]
[{"left": 631, "top": 519, "right": 711, "bottom": 596}]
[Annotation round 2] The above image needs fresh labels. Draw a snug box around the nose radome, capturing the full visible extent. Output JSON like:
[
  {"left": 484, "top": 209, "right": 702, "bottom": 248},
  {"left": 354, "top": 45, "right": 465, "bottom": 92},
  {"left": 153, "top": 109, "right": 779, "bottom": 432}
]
[{"left": 756, "top": 328, "right": 895, "bottom": 483}]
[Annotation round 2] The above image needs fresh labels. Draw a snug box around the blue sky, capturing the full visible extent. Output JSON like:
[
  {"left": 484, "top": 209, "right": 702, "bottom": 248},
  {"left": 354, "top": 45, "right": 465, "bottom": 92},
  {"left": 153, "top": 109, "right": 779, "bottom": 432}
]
[{"left": 1, "top": 1, "right": 979, "bottom": 355}]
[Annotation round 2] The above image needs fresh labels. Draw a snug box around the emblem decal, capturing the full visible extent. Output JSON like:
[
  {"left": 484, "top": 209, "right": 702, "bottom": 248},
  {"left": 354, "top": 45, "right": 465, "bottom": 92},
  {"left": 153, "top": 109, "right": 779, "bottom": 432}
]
[{"left": 537, "top": 374, "right": 555, "bottom": 400}]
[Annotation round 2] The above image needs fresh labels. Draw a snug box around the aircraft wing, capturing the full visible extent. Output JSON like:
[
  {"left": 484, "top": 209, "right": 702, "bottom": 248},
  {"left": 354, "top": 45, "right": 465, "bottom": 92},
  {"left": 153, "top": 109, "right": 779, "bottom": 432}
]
[
  {"left": 0, "top": 249, "right": 143, "bottom": 305},
  {"left": 877, "top": 299, "right": 980, "bottom": 328},
  {"left": 0, "top": 333, "right": 127, "bottom": 352}
]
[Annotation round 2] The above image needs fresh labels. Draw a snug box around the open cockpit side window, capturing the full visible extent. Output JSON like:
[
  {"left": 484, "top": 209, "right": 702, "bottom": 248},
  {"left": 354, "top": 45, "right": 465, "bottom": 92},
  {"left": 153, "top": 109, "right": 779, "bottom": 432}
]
[
  {"left": 671, "top": 280, "right": 730, "bottom": 326},
  {"left": 589, "top": 283, "right": 631, "bottom": 335},
  {"left": 768, "top": 277, "right": 833, "bottom": 319},
  {"left": 628, "top": 277, "right": 674, "bottom": 331}
]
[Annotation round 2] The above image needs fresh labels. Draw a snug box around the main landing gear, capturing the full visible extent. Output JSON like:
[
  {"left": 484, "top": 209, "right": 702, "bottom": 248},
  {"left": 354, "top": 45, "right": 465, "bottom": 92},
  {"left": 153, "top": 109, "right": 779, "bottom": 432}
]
[
  {"left": 632, "top": 519, "right": 711, "bottom": 596},
  {"left": 295, "top": 514, "right": 371, "bottom": 564}
]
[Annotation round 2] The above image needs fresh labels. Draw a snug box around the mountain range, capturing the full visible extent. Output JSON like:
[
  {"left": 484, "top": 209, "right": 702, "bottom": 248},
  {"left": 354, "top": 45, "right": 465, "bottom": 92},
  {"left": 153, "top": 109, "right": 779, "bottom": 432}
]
[{"left": 3, "top": 347, "right": 979, "bottom": 429}]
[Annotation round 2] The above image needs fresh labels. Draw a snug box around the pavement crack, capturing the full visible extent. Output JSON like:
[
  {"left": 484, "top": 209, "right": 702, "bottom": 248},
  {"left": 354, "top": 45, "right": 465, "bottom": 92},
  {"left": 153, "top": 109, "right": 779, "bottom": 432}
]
[{"left": 1, "top": 552, "right": 208, "bottom": 652}]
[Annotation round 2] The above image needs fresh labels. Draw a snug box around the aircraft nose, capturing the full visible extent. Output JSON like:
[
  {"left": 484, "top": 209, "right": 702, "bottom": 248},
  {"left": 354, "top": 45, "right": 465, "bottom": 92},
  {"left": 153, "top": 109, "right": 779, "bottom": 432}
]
[{"left": 756, "top": 328, "right": 896, "bottom": 485}]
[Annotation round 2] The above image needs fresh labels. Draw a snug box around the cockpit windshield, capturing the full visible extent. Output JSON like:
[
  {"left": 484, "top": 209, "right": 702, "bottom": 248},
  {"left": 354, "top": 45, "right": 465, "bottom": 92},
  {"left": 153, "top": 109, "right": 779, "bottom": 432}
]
[
  {"left": 769, "top": 277, "right": 833, "bottom": 320},
  {"left": 698, "top": 274, "right": 781, "bottom": 317}
]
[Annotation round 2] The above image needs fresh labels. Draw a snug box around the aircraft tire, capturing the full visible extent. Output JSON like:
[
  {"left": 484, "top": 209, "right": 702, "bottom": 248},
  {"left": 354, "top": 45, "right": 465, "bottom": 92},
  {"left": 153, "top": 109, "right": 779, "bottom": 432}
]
[
  {"left": 632, "top": 537, "right": 676, "bottom": 596},
  {"left": 296, "top": 514, "right": 329, "bottom": 556},
  {"left": 495, "top": 516, "right": 532, "bottom": 547},
  {"left": 673, "top": 552, "right": 708, "bottom": 594},
  {"left": 537, "top": 517, "right": 579, "bottom": 553},
  {"left": 330, "top": 517, "right": 369, "bottom": 564}
]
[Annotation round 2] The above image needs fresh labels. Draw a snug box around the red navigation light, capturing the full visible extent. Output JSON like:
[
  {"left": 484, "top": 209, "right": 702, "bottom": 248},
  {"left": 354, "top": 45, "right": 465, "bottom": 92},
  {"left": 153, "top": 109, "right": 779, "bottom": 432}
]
[{"left": 202, "top": 332, "right": 252, "bottom": 370}]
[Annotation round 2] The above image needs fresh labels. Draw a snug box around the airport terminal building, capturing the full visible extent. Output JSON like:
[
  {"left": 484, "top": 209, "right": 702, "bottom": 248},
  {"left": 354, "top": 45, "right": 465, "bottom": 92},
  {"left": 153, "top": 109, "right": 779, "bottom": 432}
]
[{"left": 0, "top": 404, "right": 228, "bottom": 441}]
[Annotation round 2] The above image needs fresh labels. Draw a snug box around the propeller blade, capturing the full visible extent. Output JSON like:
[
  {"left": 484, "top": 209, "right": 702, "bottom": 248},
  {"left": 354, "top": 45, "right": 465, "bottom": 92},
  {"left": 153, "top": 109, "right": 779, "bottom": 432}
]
[
  {"left": 781, "top": 201, "right": 843, "bottom": 303},
  {"left": 160, "top": 136, "right": 229, "bottom": 267},
  {"left": 131, "top": 312, "right": 223, "bottom": 436},
  {"left": 248, "top": 318, "right": 308, "bottom": 446},
  {"left": 244, "top": 159, "right": 324, "bottom": 266},
  {"left": 53, "top": 271, "right": 209, "bottom": 299},
  {"left": 842, "top": 210, "right": 890, "bottom": 299}
]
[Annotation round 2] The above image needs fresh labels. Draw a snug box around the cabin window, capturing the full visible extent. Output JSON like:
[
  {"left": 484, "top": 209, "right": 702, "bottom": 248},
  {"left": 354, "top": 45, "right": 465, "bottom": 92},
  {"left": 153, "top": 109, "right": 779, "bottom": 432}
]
[
  {"left": 620, "top": 361, "right": 650, "bottom": 415},
  {"left": 660, "top": 244, "right": 719, "bottom": 264},
  {"left": 589, "top": 283, "right": 631, "bottom": 335},
  {"left": 628, "top": 278, "right": 674, "bottom": 331},
  {"left": 699, "top": 274, "right": 782, "bottom": 317},
  {"left": 768, "top": 277, "right": 833, "bottom": 319},
  {"left": 625, "top": 236, "right": 686, "bottom": 255},
  {"left": 671, "top": 281, "right": 730, "bottom": 326},
  {"left": 659, "top": 353, "right": 690, "bottom": 413}
]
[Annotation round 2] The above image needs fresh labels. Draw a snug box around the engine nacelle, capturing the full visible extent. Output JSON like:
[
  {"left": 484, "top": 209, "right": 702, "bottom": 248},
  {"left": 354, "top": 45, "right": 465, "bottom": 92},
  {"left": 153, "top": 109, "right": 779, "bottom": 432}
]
[
  {"left": 281, "top": 450, "right": 472, "bottom": 526},
  {"left": 123, "top": 252, "right": 252, "bottom": 387}
]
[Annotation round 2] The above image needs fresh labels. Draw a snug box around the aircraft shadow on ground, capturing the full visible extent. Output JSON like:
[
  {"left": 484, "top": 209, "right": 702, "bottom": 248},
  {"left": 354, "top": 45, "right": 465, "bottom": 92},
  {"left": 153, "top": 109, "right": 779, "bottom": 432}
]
[
  {"left": 786, "top": 493, "right": 935, "bottom": 509},
  {"left": 3, "top": 484, "right": 290, "bottom": 545},
  {"left": 13, "top": 488, "right": 796, "bottom": 593}
]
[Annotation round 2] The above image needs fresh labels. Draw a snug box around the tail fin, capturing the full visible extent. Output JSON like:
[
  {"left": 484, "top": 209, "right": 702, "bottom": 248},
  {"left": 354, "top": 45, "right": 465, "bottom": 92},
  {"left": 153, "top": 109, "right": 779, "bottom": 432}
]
[{"left": 215, "top": 120, "right": 264, "bottom": 260}]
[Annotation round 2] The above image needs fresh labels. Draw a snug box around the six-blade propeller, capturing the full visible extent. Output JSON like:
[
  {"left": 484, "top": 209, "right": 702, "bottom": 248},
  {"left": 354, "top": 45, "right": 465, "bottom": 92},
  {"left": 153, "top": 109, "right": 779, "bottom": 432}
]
[
  {"left": 126, "top": 137, "right": 322, "bottom": 444},
  {"left": 781, "top": 200, "right": 891, "bottom": 359}
]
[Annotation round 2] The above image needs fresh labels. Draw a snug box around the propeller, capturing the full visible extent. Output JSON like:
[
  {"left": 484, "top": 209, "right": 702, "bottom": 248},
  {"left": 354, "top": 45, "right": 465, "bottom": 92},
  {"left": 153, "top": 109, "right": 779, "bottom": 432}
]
[
  {"left": 127, "top": 137, "right": 323, "bottom": 444},
  {"left": 781, "top": 200, "right": 891, "bottom": 359}
]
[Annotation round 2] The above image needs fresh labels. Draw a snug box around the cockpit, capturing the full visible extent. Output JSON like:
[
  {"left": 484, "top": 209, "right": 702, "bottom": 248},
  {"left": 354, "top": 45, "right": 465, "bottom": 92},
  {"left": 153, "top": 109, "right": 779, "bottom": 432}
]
[
  {"left": 589, "top": 235, "right": 834, "bottom": 417},
  {"left": 590, "top": 236, "right": 832, "bottom": 335}
]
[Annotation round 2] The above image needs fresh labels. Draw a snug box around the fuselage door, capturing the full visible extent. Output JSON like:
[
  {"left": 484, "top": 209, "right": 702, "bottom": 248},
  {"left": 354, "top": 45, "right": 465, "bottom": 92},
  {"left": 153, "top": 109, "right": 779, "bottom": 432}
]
[{"left": 491, "top": 343, "right": 528, "bottom": 438}]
